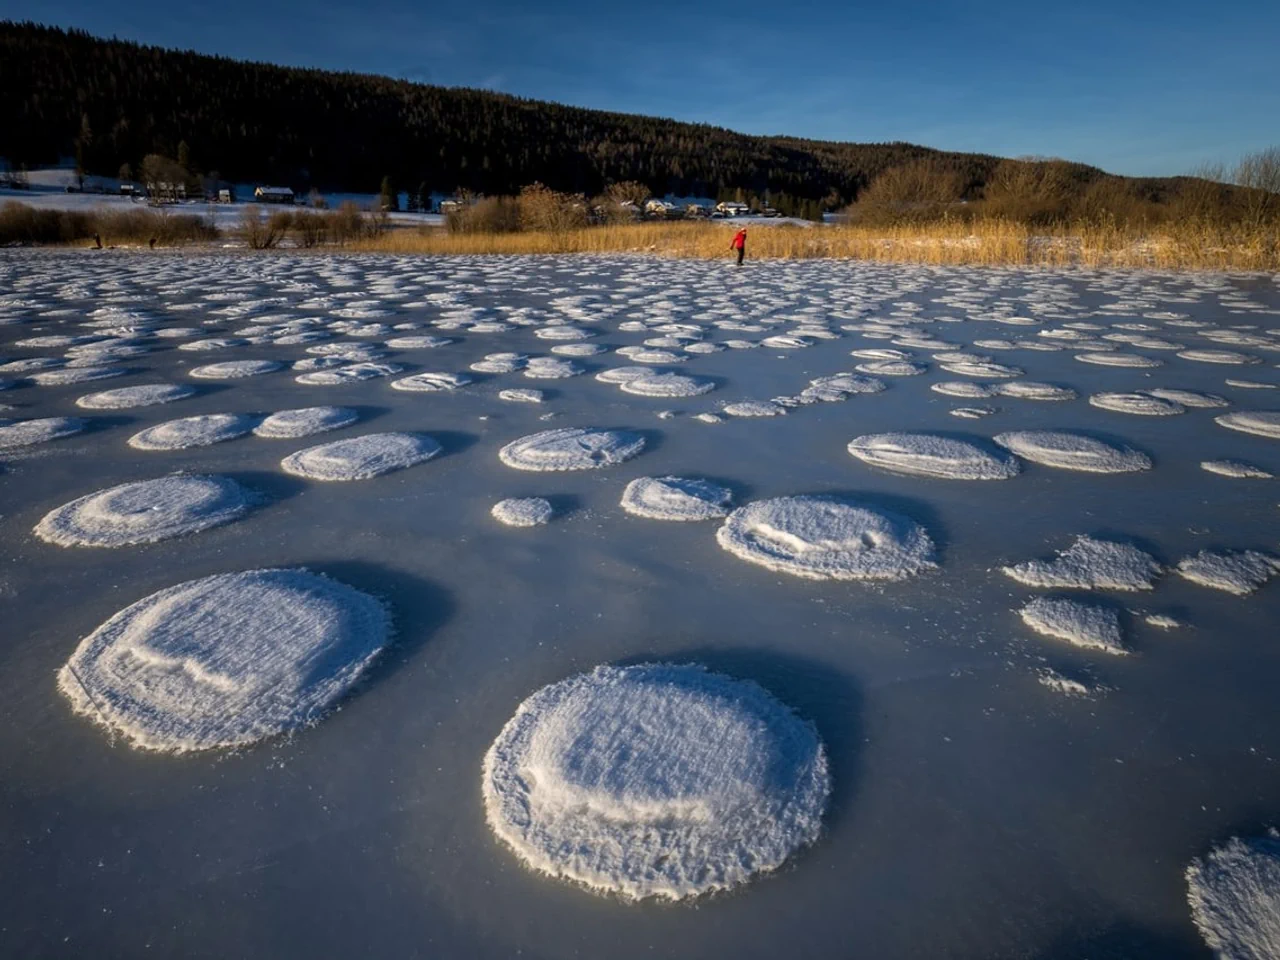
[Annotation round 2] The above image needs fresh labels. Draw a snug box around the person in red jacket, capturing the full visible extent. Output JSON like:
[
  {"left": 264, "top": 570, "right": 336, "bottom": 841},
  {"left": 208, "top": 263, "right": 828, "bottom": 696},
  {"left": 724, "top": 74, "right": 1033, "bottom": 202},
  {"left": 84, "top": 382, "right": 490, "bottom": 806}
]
[{"left": 731, "top": 227, "right": 747, "bottom": 265}]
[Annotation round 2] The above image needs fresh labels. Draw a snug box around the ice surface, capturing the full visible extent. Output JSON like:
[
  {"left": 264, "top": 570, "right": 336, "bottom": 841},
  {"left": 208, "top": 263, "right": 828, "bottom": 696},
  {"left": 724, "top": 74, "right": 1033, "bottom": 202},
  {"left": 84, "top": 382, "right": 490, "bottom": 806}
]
[
  {"left": 0, "top": 415, "right": 85, "bottom": 448},
  {"left": 498, "top": 388, "right": 545, "bottom": 403},
  {"left": 595, "top": 366, "right": 657, "bottom": 384},
  {"left": 1216, "top": 412, "right": 1280, "bottom": 439},
  {"left": 717, "top": 496, "right": 936, "bottom": 580},
  {"left": 994, "top": 431, "right": 1152, "bottom": 473},
  {"left": 932, "top": 381, "right": 996, "bottom": 398},
  {"left": 1176, "top": 550, "right": 1280, "bottom": 595},
  {"left": 28, "top": 365, "right": 128, "bottom": 385},
  {"left": 75, "top": 383, "right": 196, "bottom": 409},
  {"left": 993, "top": 381, "right": 1077, "bottom": 401},
  {"left": 847, "top": 433, "right": 1020, "bottom": 480},
  {"left": 1178, "top": 349, "right": 1261, "bottom": 365},
  {"left": 35, "top": 475, "right": 252, "bottom": 546},
  {"left": 1187, "top": 831, "right": 1280, "bottom": 960},
  {"left": 620, "top": 476, "right": 733, "bottom": 521},
  {"left": 1003, "top": 536, "right": 1162, "bottom": 591},
  {"left": 499, "top": 427, "right": 645, "bottom": 471},
  {"left": 58, "top": 569, "right": 389, "bottom": 752},
  {"left": 282, "top": 432, "right": 443, "bottom": 481},
  {"left": 295, "top": 362, "right": 403, "bottom": 386},
  {"left": 491, "top": 497, "right": 553, "bottom": 527},
  {"left": 252, "top": 406, "right": 359, "bottom": 439},
  {"left": 129, "top": 414, "right": 257, "bottom": 450},
  {"left": 854, "top": 360, "right": 927, "bottom": 376},
  {"left": 483, "top": 663, "right": 829, "bottom": 900},
  {"left": 1018, "top": 597, "right": 1128, "bottom": 654}
]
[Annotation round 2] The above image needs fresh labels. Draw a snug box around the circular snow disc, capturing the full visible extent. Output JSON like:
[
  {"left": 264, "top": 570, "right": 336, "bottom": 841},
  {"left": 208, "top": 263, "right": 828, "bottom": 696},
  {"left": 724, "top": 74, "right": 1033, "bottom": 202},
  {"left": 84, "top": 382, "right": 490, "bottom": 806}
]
[
  {"left": 716, "top": 495, "right": 937, "bottom": 580},
  {"left": 483, "top": 663, "right": 830, "bottom": 900},
  {"left": 846, "top": 433, "right": 1019, "bottom": 480},
  {"left": 282, "top": 432, "right": 442, "bottom": 481},
  {"left": 36, "top": 475, "right": 252, "bottom": 547},
  {"left": 57, "top": 569, "right": 390, "bottom": 752},
  {"left": 499, "top": 427, "right": 645, "bottom": 471}
]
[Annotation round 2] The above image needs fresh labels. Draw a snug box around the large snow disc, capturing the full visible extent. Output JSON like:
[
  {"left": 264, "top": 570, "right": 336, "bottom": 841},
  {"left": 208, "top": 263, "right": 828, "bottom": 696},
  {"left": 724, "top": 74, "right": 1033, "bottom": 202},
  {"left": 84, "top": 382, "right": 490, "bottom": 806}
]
[
  {"left": 35, "top": 475, "right": 252, "bottom": 547},
  {"left": 57, "top": 569, "right": 390, "bottom": 752},
  {"left": 281, "top": 432, "right": 442, "bottom": 481},
  {"left": 716, "top": 495, "right": 936, "bottom": 581},
  {"left": 483, "top": 663, "right": 830, "bottom": 900},
  {"left": 846, "top": 433, "right": 1019, "bottom": 480},
  {"left": 499, "top": 427, "right": 645, "bottom": 471}
]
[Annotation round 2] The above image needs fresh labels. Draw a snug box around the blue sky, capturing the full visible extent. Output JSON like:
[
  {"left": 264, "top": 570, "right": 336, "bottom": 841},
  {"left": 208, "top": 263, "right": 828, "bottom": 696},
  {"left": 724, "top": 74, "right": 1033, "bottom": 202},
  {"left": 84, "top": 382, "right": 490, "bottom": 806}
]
[{"left": 8, "top": 0, "right": 1279, "bottom": 176}]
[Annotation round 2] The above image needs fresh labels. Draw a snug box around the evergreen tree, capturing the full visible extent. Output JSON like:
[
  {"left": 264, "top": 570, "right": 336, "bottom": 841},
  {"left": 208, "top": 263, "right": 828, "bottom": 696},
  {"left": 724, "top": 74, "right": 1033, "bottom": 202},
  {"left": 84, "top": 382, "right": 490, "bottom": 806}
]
[{"left": 379, "top": 175, "right": 398, "bottom": 211}]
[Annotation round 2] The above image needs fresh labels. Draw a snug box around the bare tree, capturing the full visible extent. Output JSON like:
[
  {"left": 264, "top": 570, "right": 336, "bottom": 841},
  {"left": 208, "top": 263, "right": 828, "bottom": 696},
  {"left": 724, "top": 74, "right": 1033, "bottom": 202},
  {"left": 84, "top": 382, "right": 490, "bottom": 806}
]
[{"left": 1232, "top": 147, "right": 1280, "bottom": 226}]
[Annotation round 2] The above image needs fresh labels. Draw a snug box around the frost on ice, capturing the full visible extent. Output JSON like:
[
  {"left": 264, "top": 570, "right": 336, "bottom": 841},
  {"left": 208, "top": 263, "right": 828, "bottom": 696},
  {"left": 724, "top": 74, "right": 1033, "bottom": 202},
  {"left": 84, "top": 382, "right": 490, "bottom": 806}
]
[
  {"left": 618, "top": 373, "right": 716, "bottom": 398},
  {"left": 189, "top": 360, "right": 283, "bottom": 379},
  {"left": 58, "top": 569, "right": 390, "bottom": 752},
  {"left": 282, "top": 432, "right": 443, "bottom": 481},
  {"left": 491, "top": 497, "right": 554, "bottom": 527},
  {"left": 499, "top": 427, "right": 645, "bottom": 471},
  {"left": 716, "top": 496, "right": 936, "bottom": 581},
  {"left": 1002, "top": 536, "right": 1162, "bottom": 591},
  {"left": 35, "top": 475, "right": 252, "bottom": 547},
  {"left": 1187, "top": 831, "right": 1280, "bottom": 960},
  {"left": 1176, "top": 550, "right": 1280, "bottom": 595},
  {"left": 253, "top": 406, "right": 359, "bottom": 439},
  {"left": 1200, "top": 459, "right": 1273, "bottom": 479},
  {"left": 482, "top": 663, "right": 829, "bottom": 900},
  {"left": 1018, "top": 597, "right": 1128, "bottom": 655},
  {"left": 620, "top": 476, "right": 733, "bottom": 521},
  {"left": 846, "top": 433, "right": 1019, "bottom": 480},
  {"left": 993, "top": 431, "right": 1152, "bottom": 473}
]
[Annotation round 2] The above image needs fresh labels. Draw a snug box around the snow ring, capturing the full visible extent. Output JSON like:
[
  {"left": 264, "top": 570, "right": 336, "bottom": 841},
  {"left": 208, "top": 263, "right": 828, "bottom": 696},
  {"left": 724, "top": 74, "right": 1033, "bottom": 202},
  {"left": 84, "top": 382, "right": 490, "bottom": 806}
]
[
  {"left": 716, "top": 496, "right": 936, "bottom": 581},
  {"left": 491, "top": 497, "right": 553, "bottom": 527},
  {"left": 994, "top": 431, "right": 1152, "bottom": 473},
  {"left": 846, "top": 433, "right": 1019, "bottom": 480},
  {"left": 129, "top": 414, "right": 257, "bottom": 450},
  {"left": 620, "top": 477, "right": 733, "bottom": 521},
  {"left": 253, "top": 406, "right": 359, "bottom": 439},
  {"left": 57, "top": 569, "right": 390, "bottom": 752},
  {"left": 482, "top": 662, "right": 830, "bottom": 900},
  {"left": 0, "top": 416, "right": 85, "bottom": 449},
  {"left": 75, "top": 383, "right": 196, "bottom": 410},
  {"left": 282, "top": 432, "right": 442, "bottom": 481},
  {"left": 36, "top": 475, "right": 252, "bottom": 547},
  {"left": 1187, "top": 831, "right": 1280, "bottom": 960},
  {"left": 499, "top": 427, "right": 645, "bottom": 471},
  {"left": 619, "top": 374, "right": 716, "bottom": 398}
]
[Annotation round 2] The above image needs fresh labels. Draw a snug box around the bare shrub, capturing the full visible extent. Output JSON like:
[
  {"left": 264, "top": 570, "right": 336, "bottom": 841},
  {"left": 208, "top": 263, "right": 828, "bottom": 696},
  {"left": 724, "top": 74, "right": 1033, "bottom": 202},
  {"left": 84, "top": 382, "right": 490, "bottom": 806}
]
[
  {"left": 1233, "top": 146, "right": 1280, "bottom": 226},
  {"left": 325, "top": 200, "right": 368, "bottom": 244},
  {"left": 241, "top": 204, "right": 289, "bottom": 249},
  {"left": 292, "top": 210, "right": 328, "bottom": 247},
  {"left": 446, "top": 196, "right": 521, "bottom": 234},
  {"left": 517, "top": 183, "right": 588, "bottom": 232},
  {"left": 982, "top": 159, "right": 1078, "bottom": 223}
]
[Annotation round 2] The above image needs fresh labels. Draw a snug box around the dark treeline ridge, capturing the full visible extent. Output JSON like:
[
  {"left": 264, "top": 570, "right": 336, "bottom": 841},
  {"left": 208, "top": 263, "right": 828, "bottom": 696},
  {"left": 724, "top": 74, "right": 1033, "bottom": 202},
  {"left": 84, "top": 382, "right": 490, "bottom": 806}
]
[{"left": 2, "top": 20, "right": 1094, "bottom": 206}]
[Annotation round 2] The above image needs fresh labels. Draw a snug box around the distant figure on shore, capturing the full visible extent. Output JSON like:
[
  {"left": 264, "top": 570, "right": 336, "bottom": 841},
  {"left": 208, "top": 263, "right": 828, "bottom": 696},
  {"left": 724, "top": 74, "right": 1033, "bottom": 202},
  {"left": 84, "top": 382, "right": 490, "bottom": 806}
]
[
  {"left": 92, "top": 233, "right": 102, "bottom": 249},
  {"left": 731, "top": 227, "right": 747, "bottom": 265},
  {"left": 149, "top": 237, "right": 157, "bottom": 249}
]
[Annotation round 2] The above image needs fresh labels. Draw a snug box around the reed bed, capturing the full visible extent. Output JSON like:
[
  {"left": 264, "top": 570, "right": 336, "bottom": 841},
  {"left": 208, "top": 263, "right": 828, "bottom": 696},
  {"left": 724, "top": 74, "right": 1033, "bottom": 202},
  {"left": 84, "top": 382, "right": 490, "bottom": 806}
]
[{"left": 353, "top": 219, "right": 1280, "bottom": 271}]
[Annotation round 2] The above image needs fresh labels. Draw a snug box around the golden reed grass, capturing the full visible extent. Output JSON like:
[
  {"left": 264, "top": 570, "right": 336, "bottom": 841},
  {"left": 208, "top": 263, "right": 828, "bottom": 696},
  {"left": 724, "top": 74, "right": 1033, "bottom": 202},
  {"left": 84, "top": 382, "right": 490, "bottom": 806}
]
[{"left": 352, "top": 219, "right": 1280, "bottom": 271}]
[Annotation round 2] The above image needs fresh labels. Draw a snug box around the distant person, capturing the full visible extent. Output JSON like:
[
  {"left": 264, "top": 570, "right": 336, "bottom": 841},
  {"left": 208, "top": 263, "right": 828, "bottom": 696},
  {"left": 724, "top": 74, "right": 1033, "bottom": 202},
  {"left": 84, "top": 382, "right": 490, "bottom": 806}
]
[
  {"left": 731, "top": 227, "right": 747, "bottom": 265},
  {"left": 92, "top": 233, "right": 102, "bottom": 250}
]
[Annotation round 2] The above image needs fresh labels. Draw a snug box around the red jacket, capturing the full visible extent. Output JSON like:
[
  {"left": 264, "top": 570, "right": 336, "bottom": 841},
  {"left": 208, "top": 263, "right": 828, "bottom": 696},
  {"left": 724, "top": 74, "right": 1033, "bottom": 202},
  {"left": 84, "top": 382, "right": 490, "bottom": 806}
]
[{"left": 731, "top": 230, "right": 747, "bottom": 249}]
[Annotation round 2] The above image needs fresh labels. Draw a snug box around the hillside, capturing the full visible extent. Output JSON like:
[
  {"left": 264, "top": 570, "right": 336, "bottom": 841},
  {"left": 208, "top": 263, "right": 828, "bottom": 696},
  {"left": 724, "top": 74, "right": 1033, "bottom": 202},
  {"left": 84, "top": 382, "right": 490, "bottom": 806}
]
[{"left": 1, "top": 20, "right": 1092, "bottom": 205}]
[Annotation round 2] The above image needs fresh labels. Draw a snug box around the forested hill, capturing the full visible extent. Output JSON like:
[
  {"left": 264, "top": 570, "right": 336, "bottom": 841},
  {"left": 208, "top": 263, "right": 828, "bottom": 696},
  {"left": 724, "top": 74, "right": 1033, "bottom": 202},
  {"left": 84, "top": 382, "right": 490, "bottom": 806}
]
[{"left": 4, "top": 21, "right": 1072, "bottom": 203}]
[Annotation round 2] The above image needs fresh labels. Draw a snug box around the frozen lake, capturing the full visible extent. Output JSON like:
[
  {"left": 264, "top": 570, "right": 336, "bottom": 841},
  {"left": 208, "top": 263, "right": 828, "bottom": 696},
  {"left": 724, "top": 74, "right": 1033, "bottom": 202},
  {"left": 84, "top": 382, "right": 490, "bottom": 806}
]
[{"left": 1, "top": 249, "right": 1278, "bottom": 958}]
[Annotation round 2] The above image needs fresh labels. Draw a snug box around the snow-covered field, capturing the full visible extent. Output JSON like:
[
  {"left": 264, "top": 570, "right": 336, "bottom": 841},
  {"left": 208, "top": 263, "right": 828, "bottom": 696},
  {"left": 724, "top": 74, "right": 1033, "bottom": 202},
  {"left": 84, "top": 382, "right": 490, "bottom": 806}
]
[{"left": 1, "top": 249, "right": 1279, "bottom": 958}]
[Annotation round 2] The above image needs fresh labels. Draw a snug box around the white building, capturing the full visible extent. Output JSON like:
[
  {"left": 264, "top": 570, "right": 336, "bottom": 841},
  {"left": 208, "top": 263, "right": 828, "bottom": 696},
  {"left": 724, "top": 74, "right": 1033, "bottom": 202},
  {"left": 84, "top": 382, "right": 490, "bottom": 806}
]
[
  {"left": 254, "top": 186, "right": 295, "bottom": 204},
  {"left": 716, "top": 201, "right": 750, "bottom": 217}
]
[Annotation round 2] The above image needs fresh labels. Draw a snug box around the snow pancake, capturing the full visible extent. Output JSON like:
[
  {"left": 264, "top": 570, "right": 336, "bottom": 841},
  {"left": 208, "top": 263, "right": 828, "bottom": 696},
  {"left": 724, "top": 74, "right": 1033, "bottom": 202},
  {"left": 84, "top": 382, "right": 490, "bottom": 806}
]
[
  {"left": 620, "top": 476, "right": 733, "bottom": 520},
  {"left": 846, "top": 433, "right": 1019, "bottom": 480},
  {"left": 36, "top": 475, "right": 252, "bottom": 547},
  {"left": 58, "top": 569, "right": 390, "bottom": 752},
  {"left": 282, "top": 432, "right": 442, "bottom": 481},
  {"left": 499, "top": 427, "right": 645, "bottom": 471},
  {"left": 716, "top": 496, "right": 936, "bottom": 581},
  {"left": 483, "top": 663, "right": 829, "bottom": 900}
]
